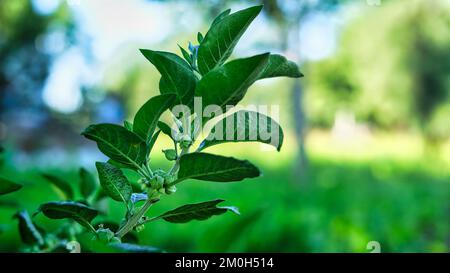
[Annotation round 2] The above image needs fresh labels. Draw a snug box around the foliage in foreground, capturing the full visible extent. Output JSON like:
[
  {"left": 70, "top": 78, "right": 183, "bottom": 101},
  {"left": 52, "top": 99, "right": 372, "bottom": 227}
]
[{"left": 0, "top": 5, "right": 302, "bottom": 252}]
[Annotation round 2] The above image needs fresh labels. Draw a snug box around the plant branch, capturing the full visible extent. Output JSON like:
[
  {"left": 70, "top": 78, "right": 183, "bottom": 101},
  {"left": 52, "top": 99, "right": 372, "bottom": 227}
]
[{"left": 115, "top": 197, "right": 160, "bottom": 238}]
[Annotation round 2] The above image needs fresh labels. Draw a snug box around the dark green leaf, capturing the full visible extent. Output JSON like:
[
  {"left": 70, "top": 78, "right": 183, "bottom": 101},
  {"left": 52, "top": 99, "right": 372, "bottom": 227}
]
[
  {"left": 195, "top": 53, "right": 269, "bottom": 115},
  {"left": 82, "top": 124, "right": 147, "bottom": 170},
  {"left": 124, "top": 120, "right": 133, "bottom": 131},
  {"left": 148, "top": 130, "right": 161, "bottom": 156},
  {"left": 133, "top": 94, "right": 177, "bottom": 143},
  {"left": 13, "top": 210, "right": 45, "bottom": 246},
  {"left": 210, "top": 8, "right": 231, "bottom": 27},
  {"left": 157, "top": 121, "right": 177, "bottom": 140},
  {"left": 155, "top": 199, "right": 239, "bottom": 223},
  {"left": 197, "top": 32, "right": 204, "bottom": 43},
  {"left": 41, "top": 173, "right": 74, "bottom": 200},
  {"left": 140, "top": 49, "right": 197, "bottom": 105},
  {"left": 199, "top": 110, "right": 284, "bottom": 151},
  {"left": 197, "top": 5, "right": 263, "bottom": 75},
  {"left": 258, "top": 54, "right": 303, "bottom": 80},
  {"left": 36, "top": 201, "right": 98, "bottom": 230},
  {"left": 178, "top": 44, "right": 192, "bottom": 64},
  {"left": 177, "top": 153, "right": 260, "bottom": 182},
  {"left": 96, "top": 162, "right": 132, "bottom": 204},
  {"left": 0, "top": 177, "right": 22, "bottom": 195},
  {"left": 79, "top": 168, "right": 97, "bottom": 199}
]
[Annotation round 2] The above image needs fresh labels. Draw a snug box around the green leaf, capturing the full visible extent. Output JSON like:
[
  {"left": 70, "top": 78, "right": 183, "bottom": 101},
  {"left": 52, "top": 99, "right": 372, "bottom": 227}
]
[
  {"left": 195, "top": 53, "right": 269, "bottom": 114},
  {"left": 133, "top": 94, "right": 177, "bottom": 143},
  {"left": 13, "top": 210, "right": 45, "bottom": 246},
  {"left": 177, "top": 153, "right": 260, "bottom": 182},
  {"left": 178, "top": 44, "right": 192, "bottom": 64},
  {"left": 95, "top": 162, "right": 132, "bottom": 204},
  {"left": 140, "top": 49, "right": 197, "bottom": 105},
  {"left": 79, "top": 168, "right": 97, "bottom": 200},
  {"left": 210, "top": 8, "right": 231, "bottom": 27},
  {"left": 199, "top": 110, "right": 284, "bottom": 151},
  {"left": 197, "top": 32, "right": 204, "bottom": 43},
  {"left": 82, "top": 123, "right": 147, "bottom": 170},
  {"left": 148, "top": 130, "right": 161, "bottom": 156},
  {"left": 197, "top": 5, "right": 263, "bottom": 75},
  {"left": 258, "top": 54, "right": 303, "bottom": 80},
  {"left": 36, "top": 201, "right": 98, "bottom": 230},
  {"left": 157, "top": 121, "right": 177, "bottom": 140},
  {"left": 154, "top": 199, "right": 239, "bottom": 223},
  {"left": 0, "top": 177, "right": 22, "bottom": 195},
  {"left": 41, "top": 173, "right": 74, "bottom": 200},
  {"left": 123, "top": 120, "right": 133, "bottom": 131}
]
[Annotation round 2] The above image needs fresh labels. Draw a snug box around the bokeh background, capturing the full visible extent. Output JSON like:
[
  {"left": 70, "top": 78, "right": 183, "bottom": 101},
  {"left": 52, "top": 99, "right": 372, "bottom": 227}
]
[{"left": 0, "top": 0, "right": 449, "bottom": 252}]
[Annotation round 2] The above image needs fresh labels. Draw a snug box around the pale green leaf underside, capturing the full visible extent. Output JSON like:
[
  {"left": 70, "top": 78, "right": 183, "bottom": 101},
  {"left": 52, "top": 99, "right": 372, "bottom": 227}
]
[
  {"left": 155, "top": 199, "right": 239, "bottom": 223},
  {"left": 96, "top": 162, "right": 132, "bottom": 204},
  {"left": 199, "top": 110, "right": 284, "bottom": 151},
  {"left": 258, "top": 54, "right": 303, "bottom": 80},
  {"left": 177, "top": 153, "right": 260, "bottom": 182},
  {"left": 82, "top": 124, "right": 147, "bottom": 170}
]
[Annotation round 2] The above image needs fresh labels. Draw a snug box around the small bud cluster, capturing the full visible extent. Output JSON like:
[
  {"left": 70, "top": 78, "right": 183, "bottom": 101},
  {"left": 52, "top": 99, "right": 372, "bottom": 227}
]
[{"left": 138, "top": 169, "right": 177, "bottom": 196}]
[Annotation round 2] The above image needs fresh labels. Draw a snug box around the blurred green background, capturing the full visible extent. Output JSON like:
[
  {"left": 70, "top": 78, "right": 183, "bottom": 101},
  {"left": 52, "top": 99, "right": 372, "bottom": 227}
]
[{"left": 0, "top": 0, "right": 449, "bottom": 252}]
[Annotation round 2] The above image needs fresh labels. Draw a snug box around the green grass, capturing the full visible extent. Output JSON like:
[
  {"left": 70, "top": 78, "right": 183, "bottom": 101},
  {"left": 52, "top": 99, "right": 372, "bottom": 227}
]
[
  {"left": 0, "top": 131, "right": 448, "bottom": 252},
  {"left": 0, "top": 155, "right": 448, "bottom": 253}
]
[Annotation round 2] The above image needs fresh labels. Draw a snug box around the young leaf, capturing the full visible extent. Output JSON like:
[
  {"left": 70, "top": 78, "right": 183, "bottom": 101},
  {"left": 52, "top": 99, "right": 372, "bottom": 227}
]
[
  {"left": 140, "top": 50, "right": 197, "bottom": 105},
  {"left": 13, "top": 210, "right": 45, "bottom": 246},
  {"left": 95, "top": 162, "right": 132, "bottom": 204},
  {"left": 178, "top": 44, "right": 192, "bottom": 64},
  {"left": 197, "top": 32, "right": 204, "bottom": 43},
  {"left": 198, "top": 110, "right": 284, "bottom": 151},
  {"left": 79, "top": 168, "right": 97, "bottom": 200},
  {"left": 177, "top": 153, "right": 260, "bottom": 183},
  {"left": 258, "top": 54, "right": 303, "bottom": 80},
  {"left": 36, "top": 201, "right": 98, "bottom": 230},
  {"left": 124, "top": 120, "right": 133, "bottom": 131},
  {"left": 197, "top": 5, "right": 263, "bottom": 75},
  {"left": 153, "top": 199, "right": 239, "bottom": 223},
  {"left": 195, "top": 53, "right": 269, "bottom": 114},
  {"left": 82, "top": 124, "right": 147, "bottom": 170},
  {"left": 41, "top": 173, "right": 74, "bottom": 200},
  {"left": 0, "top": 177, "right": 22, "bottom": 195},
  {"left": 133, "top": 94, "right": 177, "bottom": 143}
]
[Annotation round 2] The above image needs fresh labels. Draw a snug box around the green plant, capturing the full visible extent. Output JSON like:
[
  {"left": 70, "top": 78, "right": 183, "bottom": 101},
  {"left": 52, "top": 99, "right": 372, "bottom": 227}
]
[{"left": 9, "top": 5, "right": 302, "bottom": 252}]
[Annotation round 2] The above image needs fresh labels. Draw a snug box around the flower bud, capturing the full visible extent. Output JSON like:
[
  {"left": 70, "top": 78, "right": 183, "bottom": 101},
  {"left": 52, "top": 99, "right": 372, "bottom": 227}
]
[
  {"left": 180, "top": 135, "right": 192, "bottom": 149},
  {"left": 163, "top": 149, "right": 177, "bottom": 161},
  {"left": 135, "top": 224, "right": 145, "bottom": 233},
  {"left": 165, "top": 185, "right": 177, "bottom": 195}
]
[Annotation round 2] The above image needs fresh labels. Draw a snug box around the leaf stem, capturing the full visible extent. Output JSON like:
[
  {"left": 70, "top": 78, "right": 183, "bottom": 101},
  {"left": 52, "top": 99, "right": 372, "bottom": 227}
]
[{"left": 115, "top": 197, "right": 160, "bottom": 238}]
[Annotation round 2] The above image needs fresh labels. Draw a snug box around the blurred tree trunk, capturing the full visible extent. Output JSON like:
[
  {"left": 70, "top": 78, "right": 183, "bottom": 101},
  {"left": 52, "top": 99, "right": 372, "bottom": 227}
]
[{"left": 264, "top": 0, "right": 308, "bottom": 183}]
